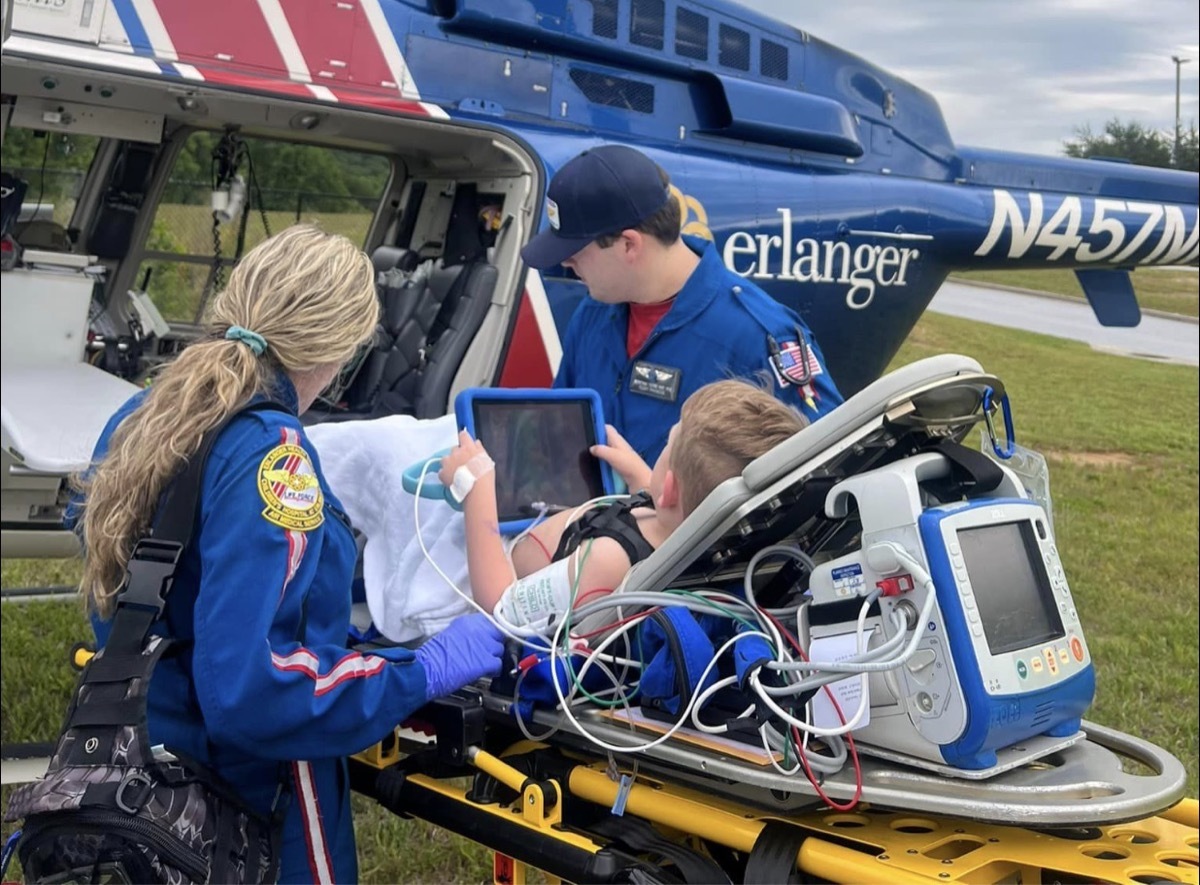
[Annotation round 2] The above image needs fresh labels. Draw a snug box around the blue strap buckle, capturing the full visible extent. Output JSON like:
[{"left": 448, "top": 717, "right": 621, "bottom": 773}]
[{"left": 982, "top": 386, "right": 1016, "bottom": 460}]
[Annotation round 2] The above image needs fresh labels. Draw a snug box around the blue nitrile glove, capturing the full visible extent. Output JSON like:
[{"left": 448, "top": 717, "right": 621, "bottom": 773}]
[{"left": 413, "top": 613, "right": 505, "bottom": 701}]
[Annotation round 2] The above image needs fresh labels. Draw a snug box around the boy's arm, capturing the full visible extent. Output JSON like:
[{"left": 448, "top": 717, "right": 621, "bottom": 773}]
[
  {"left": 499, "top": 536, "right": 632, "bottom": 629},
  {"left": 570, "top": 536, "right": 636, "bottom": 606},
  {"left": 438, "top": 431, "right": 513, "bottom": 612},
  {"left": 510, "top": 508, "right": 573, "bottom": 576}
]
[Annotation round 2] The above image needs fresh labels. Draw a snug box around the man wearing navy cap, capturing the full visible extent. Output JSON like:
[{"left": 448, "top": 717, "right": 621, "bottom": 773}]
[{"left": 522, "top": 144, "right": 843, "bottom": 469}]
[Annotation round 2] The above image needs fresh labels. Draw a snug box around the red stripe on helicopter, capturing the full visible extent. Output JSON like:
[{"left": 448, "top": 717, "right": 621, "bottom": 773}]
[
  {"left": 152, "top": 0, "right": 291, "bottom": 78},
  {"left": 277, "top": 0, "right": 397, "bottom": 91},
  {"left": 321, "top": 89, "right": 433, "bottom": 115},
  {"left": 496, "top": 290, "right": 555, "bottom": 389}
]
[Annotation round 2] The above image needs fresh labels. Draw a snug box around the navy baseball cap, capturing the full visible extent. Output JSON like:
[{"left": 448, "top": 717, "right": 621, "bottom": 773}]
[{"left": 521, "top": 145, "right": 672, "bottom": 269}]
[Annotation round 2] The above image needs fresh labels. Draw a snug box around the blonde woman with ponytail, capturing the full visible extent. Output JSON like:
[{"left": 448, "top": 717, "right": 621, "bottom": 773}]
[{"left": 75, "top": 224, "right": 504, "bottom": 884}]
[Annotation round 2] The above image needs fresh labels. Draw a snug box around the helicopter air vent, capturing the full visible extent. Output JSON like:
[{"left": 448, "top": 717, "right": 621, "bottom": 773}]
[
  {"left": 675, "top": 8, "right": 708, "bottom": 61},
  {"left": 587, "top": 0, "right": 618, "bottom": 39},
  {"left": 761, "top": 39, "right": 788, "bottom": 82},
  {"left": 719, "top": 23, "right": 750, "bottom": 71},
  {"left": 630, "top": 0, "right": 665, "bottom": 50},
  {"left": 569, "top": 68, "right": 656, "bottom": 114}
]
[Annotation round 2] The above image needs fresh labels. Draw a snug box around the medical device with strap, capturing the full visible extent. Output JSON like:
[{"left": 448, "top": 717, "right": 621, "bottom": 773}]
[{"left": 4, "top": 400, "right": 290, "bottom": 885}]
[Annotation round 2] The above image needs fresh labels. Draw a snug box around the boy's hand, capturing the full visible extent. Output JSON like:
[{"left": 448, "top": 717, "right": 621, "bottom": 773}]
[
  {"left": 438, "top": 430, "right": 494, "bottom": 489},
  {"left": 591, "top": 425, "right": 652, "bottom": 493}
]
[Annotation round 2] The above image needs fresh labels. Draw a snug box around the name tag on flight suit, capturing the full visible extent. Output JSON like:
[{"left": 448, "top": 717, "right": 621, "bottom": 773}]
[{"left": 629, "top": 361, "right": 681, "bottom": 402}]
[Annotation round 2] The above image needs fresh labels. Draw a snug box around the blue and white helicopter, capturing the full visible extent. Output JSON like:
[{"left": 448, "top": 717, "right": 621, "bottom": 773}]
[
  {"left": 1, "top": 0, "right": 1195, "bottom": 557},
  {"left": 0, "top": 2, "right": 1196, "bottom": 879}
]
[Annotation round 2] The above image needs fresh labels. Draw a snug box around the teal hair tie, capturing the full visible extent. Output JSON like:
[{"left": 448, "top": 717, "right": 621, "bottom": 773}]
[{"left": 225, "top": 325, "right": 268, "bottom": 356}]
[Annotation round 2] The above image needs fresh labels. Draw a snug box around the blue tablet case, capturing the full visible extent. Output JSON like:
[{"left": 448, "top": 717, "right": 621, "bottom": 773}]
[{"left": 454, "top": 387, "right": 615, "bottom": 534}]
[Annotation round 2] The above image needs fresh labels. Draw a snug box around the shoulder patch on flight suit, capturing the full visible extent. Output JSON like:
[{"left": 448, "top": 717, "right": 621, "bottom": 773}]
[{"left": 258, "top": 444, "right": 325, "bottom": 531}]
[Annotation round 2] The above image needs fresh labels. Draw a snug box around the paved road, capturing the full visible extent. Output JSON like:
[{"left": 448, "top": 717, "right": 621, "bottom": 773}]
[{"left": 928, "top": 280, "right": 1199, "bottom": 367}]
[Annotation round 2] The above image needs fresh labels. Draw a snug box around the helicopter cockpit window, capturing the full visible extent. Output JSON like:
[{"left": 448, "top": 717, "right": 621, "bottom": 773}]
[
  {"left": 135, "top": 131, "right": 391, "bottom": 324},
  {"left": 1, "top": 129, "right": 101, "bottom": 252}
]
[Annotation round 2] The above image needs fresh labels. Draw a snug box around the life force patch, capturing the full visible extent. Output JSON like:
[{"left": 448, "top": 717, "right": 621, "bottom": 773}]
[{"left": 257, "top": 444, "right": 324, "bottom": 531}]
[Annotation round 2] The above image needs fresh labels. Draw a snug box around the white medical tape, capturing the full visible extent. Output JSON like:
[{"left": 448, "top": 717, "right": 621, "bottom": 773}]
[{"left": 448, "top": 452, "right": 495, "bottom": 503}]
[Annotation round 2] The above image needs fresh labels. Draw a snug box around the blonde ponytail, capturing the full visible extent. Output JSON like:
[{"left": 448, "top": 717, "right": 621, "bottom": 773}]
[{"left": 76, "top": 225, "right": 379, "bottom": 617}]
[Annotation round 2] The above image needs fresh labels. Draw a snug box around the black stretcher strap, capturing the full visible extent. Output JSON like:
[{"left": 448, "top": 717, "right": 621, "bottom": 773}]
[
  {"left": 590, "top": 815, "right": 732, "bottom": 885},
  {"left": 743, "top": 821, "right": 809, "bottom": 885},
  {"left": 927, "top": 438, "right": 1005, "bottom": 497}
]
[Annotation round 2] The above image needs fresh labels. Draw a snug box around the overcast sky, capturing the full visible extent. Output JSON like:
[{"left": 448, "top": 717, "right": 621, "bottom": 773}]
[{"left": 741, "top": 1, "right": 1200, "bottom": 158}]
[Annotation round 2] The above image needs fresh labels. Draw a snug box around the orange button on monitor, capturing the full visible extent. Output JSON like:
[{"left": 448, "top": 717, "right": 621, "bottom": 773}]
[{"left": 1070, "top": 637, "right": 1084, "bottom": 662}]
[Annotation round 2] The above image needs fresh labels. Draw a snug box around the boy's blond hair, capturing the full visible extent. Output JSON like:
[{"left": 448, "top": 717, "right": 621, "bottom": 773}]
[{"left": 670, "top": 379, "right": 808, "bottom": 515}]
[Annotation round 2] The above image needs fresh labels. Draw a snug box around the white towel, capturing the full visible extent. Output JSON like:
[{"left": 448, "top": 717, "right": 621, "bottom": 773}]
[{"left": 306, "top": 414, "right": 475, "bottom": 643}]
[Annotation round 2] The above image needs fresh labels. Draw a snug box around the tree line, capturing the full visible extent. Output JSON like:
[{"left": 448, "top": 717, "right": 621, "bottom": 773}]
[
  {"left": 1, "top": 129, "right": 390, "bottom": 215},
  {"left": 1063, "top": 118, "right": 1199, "bottom": 173}
]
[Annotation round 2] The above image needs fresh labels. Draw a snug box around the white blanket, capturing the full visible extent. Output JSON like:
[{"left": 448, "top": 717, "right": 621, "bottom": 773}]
[{"left": 306, "top": 414, "right": 474, "bottom": 643}]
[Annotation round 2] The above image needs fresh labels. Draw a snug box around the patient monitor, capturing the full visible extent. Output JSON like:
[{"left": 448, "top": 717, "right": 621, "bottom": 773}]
[{"left": 804, "top": 452, "right": 1095, "bottom": 770}]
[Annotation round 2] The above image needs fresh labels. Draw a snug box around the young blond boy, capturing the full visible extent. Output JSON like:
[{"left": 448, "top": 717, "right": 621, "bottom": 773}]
[{"left": 439, "top": 379, "right": 808, "bottom": 627}]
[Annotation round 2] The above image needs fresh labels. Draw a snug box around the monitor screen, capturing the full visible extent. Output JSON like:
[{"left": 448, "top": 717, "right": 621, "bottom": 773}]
[
  {"left": 958, "top": 520, "right": 1064, "bottom": 655},
  {"left": 471, "top": 398, "right": 606, "bottom": 524}
]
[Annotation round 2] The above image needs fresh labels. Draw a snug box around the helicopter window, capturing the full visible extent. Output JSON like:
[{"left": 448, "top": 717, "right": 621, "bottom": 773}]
[
  {"left": 569, "top": 69, "right": 656, "bottom": 115},
  {"left": 1, "top": 128, "right": 102, "bottom": 251},
  {"left": 587, "top": 0, "right": 618, "bottom": 40},
  {"left": 630, "top": 0, "right": 665, "bottom": 50},
  {"left": 135, "top": 131, "right": 391, "bottom": 324},
  {"left": 761, "top": 39, "right": 789, "bottom": 82},
  {"left": 719, "top": 24, "right": 750, "bottom": 72},
  {"left": 675, "top": 8, "right": 709, "bottom": 61}
]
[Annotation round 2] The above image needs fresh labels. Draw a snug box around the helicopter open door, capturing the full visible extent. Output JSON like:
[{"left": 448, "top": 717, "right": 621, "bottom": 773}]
[{"left": 0, "top": 50, "right": 544, "bottom": 564}]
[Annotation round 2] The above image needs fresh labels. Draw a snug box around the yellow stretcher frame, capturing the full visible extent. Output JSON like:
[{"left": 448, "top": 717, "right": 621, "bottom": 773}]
[{"left": 350, "top": 729, "right": 1200, "bottom": 885}]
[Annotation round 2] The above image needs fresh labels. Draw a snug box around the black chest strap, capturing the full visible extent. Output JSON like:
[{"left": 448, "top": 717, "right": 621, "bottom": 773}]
[{"left": 553, "top": 491, "right": 656, "bottom": 567}]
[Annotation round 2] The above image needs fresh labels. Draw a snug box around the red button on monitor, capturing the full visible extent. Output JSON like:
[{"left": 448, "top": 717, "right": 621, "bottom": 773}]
[{"left": 1070, "top": 637, "right": 1084, "bottom": 662}]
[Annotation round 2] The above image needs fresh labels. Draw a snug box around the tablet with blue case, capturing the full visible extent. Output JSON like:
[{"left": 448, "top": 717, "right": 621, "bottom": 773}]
[{"left": 454, "top": 387, "right": 615, "bottom": 534}]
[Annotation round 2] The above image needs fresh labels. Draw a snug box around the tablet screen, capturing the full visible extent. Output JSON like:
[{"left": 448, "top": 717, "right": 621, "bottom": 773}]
[{"left": 471, "top": 398, "right": 605, "bottom": 523}]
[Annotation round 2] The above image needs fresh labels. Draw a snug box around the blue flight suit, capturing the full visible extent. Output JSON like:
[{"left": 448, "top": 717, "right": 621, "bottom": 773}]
[
  {"left": 83, "top": 376, "right": 427, "bottom": 884},
  {"left": 554, "top": 236, "right": 844, "bottom": 464}
]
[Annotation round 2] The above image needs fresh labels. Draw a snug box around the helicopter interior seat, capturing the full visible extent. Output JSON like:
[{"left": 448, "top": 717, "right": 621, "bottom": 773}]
[
  {"left": 339, "top": 246, "right": 426, "bottom": 411},
  {"left": 301, "top": 244, "right": 433, "bottom": 424},
  {"left": 369, "top": 254, "right": 498, "bottom": 419},
  {"left": 367, "top": 182, "right": 502, "bottom": 419}
]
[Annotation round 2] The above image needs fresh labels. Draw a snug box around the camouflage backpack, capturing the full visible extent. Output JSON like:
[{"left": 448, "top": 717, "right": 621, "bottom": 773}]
[{"left": 4, "top": 401, "right": 289, "bottom": 884}]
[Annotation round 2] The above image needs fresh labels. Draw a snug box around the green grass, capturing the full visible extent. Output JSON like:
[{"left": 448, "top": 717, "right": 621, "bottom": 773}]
[
  {"left": 951, "top": 267, "right": 1199, "bottom": 318},
  {"left": 3, "top": 312, "right": 1197, "bottom": 882}
]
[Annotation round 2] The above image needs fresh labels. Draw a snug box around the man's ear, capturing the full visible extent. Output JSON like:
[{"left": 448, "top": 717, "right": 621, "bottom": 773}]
[
  {"left": 621, "top": 228, "right": 645, "bottom": 261},
  {"left": 660, "top": 469, "right": 681, "bottom": 510}
]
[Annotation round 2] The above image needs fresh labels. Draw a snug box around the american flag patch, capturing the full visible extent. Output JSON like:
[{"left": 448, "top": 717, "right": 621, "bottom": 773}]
[{"left": 772, "top": 339, "right": 823, "bottom": 386}]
